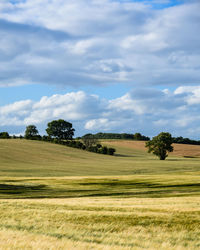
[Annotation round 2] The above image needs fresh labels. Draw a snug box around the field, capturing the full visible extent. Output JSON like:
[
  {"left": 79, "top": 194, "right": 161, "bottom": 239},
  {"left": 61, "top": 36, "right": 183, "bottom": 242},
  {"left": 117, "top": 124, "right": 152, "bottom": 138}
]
[
  {"left": 0, "top": 139, "right": 200, "bottom": 249},
  {"left": 0, "top": 196, "right": 200, "bottom": 249},
  {"left": 104, "top": 140, "right": 200, "bottom": 157}
]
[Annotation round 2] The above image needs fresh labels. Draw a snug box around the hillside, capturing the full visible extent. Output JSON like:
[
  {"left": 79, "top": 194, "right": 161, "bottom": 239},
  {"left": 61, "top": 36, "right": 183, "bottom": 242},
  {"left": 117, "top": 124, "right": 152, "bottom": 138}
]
[
  {"left": 0, "top": 139, "right": 199, "bottom": 177},
  {"left": 0, "top": 139, "right": 200, "bottom": 250},
  {"left": 103, "top": 140, "right": 200, "bottom": 157}
]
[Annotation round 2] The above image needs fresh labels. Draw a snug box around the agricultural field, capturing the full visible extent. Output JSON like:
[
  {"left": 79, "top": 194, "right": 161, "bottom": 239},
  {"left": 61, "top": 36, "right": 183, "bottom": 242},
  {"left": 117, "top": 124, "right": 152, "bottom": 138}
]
[{"left": 0, "top": 139, "right": 200, "bottom": 249}]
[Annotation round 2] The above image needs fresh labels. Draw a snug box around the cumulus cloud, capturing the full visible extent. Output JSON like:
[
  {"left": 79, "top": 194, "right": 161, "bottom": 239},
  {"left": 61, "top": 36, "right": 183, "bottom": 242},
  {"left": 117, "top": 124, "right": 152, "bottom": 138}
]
[
  {"left": 1, "top": 87, "right": 200, "bottom": 138},
  {"left": 0, "top": 0, "right": 199, "bottom": 87},
  {"left": 174, "top": 86, "right": 200, "bottom": 105}
]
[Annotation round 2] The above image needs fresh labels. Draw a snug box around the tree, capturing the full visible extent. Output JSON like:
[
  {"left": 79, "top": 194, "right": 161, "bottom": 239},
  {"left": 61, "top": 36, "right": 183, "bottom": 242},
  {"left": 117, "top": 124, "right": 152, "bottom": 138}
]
[
  {"left": 133, "top": 132, "right": 150, "bottom": 141},
  {"left": 46, "top": 119, "right": 75, "bottom": 140},
  {"left": 145, "top": 132, "right": 173, "bottom": 160},
  {"left": 0, "top": 132, "right": 10, "bottom": 139},
  {"left": 82, "top": 134, "right": 99, "bottom": 148},
  {"left": 25, "top": 125, "right": 39, "bottom": 139},
  {"left": 134, "top": 133, "right": 143, "bottom": 140}
]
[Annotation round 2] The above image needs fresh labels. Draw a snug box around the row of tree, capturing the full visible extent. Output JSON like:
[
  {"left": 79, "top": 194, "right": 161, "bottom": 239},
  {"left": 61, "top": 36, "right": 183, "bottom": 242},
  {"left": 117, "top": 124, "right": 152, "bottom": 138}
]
[
  {"left": 23, "top": 120, "right": 116, "bottom": 156},
  {"left": 1, "top": 121, "right": 199, "bottom": 146},
  {"left": 173, "top": 136, "right": 200, "bottom": 145},
  {"left": 81, "top": 133, "right": 200, "bottom": 145},
  {"left": 25, "top": 120, "right": 75, "bottom": 140},
  {"left": 81, "top": 132, "right": 150, "bottom": 141},
  {"left": 0, "top": 120, "right": 199, "bottom": 160}
]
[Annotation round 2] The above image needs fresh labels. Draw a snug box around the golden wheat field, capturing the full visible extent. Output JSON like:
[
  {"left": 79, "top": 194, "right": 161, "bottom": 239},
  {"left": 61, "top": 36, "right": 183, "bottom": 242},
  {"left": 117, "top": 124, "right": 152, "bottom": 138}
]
[{"left": 0, "top": 196, "right": 200, "bottom": 250}]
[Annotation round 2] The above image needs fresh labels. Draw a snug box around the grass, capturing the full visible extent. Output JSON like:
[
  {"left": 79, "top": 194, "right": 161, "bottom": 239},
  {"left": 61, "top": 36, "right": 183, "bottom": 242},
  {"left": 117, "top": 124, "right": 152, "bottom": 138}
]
[
  {"left": 0, "top": 139, "right": 200, "bottom": 177},
  {"left": 0, "top": 197, "right": 200, "bottom": 249},
  {"left": 0, "top": 139, "right": 200, "bottom": 249},
  {"left": 0, "top": 175, "right": 200, "bottom": 199}
]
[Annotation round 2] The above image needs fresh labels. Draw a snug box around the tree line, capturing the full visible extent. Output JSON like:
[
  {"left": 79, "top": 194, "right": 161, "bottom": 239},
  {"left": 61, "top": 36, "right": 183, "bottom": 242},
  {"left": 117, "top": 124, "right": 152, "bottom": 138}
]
[
  {"left": 21, "top": 120, "right": 116, "bottom": 156},
  {"left": 1, "top": 119, "right": 200, "bottom": 160},
  {"left": 172, "top": 136, "right": 200, "bottom": 145},
  {"left": 81, "top": 132, "right": 150, "bottom": 141},
  {"left": 81, "top": 132, "right": 200, "bottom": 145},
  {"left": 1, "top": 123, "right": 199, "bottom": 147}
]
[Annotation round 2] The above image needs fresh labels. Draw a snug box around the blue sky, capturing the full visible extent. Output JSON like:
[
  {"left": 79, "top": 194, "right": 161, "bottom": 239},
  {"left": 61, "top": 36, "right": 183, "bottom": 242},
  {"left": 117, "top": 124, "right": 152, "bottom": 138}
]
[
  {"left": 132, "top": 0, "right": 184, "bottom": 8},
  {"left": 0, "top": 0, "right": 200, "bottom": 138}
]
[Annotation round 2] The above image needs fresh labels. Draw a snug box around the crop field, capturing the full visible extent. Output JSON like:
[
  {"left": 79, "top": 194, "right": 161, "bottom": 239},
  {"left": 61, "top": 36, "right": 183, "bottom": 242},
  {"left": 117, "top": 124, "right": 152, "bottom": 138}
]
[
  {"left": 0, "top": 196, "right": 200, "bottom": 249},
  {"left": 0, "top": 139, "right": 200, "bottom": 249},
  {"left": 103, "top": 140, "right": 200, "bottom": 157},
  {"left": 0, "top": 139, "right": 200, "bottom": 177}
]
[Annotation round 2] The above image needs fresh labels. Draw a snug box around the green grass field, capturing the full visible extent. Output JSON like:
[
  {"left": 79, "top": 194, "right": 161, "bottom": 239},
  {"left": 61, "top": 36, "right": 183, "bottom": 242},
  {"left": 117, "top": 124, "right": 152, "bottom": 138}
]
[
  {"left": 0, "top": 139, "right": 200, "bottom": 177},
  {"left": 0, "top": 139, "right": 200, "bottom": 249}
]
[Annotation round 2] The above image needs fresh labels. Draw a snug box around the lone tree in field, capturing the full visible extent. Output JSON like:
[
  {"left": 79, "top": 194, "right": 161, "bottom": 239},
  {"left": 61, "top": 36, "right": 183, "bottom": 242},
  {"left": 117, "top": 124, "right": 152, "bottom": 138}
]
[
  {"left": 145, "top": 132, "right": 173, "bottom": 160},
  {"left": 25, "top": 125, "right": 39, "bottom": 139},
  {"left": 46, "top": 119, "right": 75, "bottom": 140}
]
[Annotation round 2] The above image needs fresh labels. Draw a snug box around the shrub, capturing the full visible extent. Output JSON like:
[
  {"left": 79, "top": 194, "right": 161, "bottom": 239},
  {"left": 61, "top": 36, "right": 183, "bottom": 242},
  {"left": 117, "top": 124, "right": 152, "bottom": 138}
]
[
  {"left": 108, "top": 148, "right": 116, "bottom": 155},
  {"left": 27, "top": 132, "right": 116, "bottom": 156},
  {"left": 75, "top": 141, "right": 83, "bottom": 149},
  {"left": 82, "top": 144, "right": 86, "bottom": 150},
  {"left": 99, "top": 146, "right": 108, "bottom": 154},
  {"left": 96, "top": 144, "right": 102, "bottom": 149},
  {"left": 42, "top": 136, "right": 52, "bottom": 142},
  {"left": 53, "top": 138, "right": 59, "bottom": 144}
]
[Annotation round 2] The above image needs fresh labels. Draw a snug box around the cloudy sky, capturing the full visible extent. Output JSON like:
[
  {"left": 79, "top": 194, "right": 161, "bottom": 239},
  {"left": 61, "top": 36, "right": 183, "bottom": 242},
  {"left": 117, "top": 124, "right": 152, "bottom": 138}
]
[{"left": 0, "top": 0, "right": 200, "bottom": 138}]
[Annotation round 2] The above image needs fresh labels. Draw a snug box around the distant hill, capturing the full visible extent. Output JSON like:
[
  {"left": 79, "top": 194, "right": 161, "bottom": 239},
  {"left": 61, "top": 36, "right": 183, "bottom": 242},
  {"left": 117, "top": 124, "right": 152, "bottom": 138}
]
[
  {"left": 0, "top": 139, "right": 199, "bottom": 178},
  {"left": 103, "top": 140, "right": 200, "bottom": 158}
]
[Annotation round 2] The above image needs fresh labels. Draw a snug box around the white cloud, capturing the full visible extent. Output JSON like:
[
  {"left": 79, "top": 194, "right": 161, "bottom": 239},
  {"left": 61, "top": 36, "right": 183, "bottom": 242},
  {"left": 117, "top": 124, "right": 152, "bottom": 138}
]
[
  {"left": 85, "top": 118, "right": 109, "bottom": 130},
  {"left": 121, "top": 32, "right": 168, "bottom": 52},
  {"left": 0, "top": 0, "right": 199, "bottom": 87},
  {"left": 174, "top": 86, "right": 200, "bottom": 105},
  {"left": 0, "top": 100, "right": 33, "bottom": 115},
  {"left": 0, "top": 91, "right": 105, "bottom": 128},
  {"left": 108, "top": 93, "right": 147, "bottom": 115},
  {"left": 0, "top": 1, "right": 200, "bottom": 138},
  {"left": 1, "top": 87, "right": 200, "bottom": 138}
]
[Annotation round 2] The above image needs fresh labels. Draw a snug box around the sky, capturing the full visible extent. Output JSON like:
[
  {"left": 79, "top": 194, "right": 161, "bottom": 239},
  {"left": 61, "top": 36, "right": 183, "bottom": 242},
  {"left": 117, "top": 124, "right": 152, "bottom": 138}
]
[{"left": 0, "top": 0, "right": 200, "bottom": 138}]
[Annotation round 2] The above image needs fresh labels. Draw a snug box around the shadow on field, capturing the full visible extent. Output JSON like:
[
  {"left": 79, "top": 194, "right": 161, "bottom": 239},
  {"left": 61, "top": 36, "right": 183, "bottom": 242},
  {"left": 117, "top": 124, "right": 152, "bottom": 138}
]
[
  {"left": 1, "top": 180, "right": 200, "bottom": 199},
  {"left": 0, "top": 184, "right": 46, "bottom": 194},
  {"left": 167, "top": 159, "right": 180, "bottom": 161},
  {"left": 114, "top": 154, "right": 134, "bottom": 157},
  {"left": 80, "top": 181, "right": 200, "bottom": 189}
]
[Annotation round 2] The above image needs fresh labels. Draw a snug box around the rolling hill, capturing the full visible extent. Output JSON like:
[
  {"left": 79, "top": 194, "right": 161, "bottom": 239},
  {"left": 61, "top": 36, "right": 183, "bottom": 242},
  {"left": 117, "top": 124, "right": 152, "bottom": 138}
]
[
  {"left": 0, "top": 139, "right": 200, "bottom": 249},
  {"left": 0, "top": 139, "right": 199, "bottom": 177}
]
